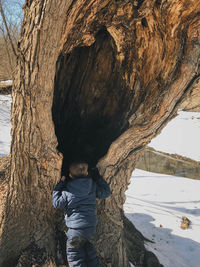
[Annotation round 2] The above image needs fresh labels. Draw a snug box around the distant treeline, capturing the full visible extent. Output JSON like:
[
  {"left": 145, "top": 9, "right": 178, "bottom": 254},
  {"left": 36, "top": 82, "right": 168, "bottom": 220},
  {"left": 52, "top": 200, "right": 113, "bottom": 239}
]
[
  {"left": 0, "top": 0, "right": 23, "bottom": 81},
  {"left": 0, "top": 35, "right": 16, "bottom": 81}
]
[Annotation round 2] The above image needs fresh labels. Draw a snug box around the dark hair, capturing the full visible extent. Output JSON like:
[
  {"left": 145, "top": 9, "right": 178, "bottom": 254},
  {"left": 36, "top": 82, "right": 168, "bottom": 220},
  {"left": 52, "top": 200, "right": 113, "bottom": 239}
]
[{"left": 69, "top": 162, "right": 88, "bottom": 177}]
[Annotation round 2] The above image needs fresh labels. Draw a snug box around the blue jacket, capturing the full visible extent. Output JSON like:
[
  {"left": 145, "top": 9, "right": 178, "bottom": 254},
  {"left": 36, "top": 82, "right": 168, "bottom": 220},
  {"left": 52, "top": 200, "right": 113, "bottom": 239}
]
[{"left": 52, "top": 175, "right": 111, "bottom": 228}]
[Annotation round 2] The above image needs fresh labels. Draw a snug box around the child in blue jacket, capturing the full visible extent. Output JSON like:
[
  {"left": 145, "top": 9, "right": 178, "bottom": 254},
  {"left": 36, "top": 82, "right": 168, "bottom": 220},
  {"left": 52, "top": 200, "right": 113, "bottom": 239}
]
[{"left": 52, "top": 162, "right": 111, "bottom": 267}]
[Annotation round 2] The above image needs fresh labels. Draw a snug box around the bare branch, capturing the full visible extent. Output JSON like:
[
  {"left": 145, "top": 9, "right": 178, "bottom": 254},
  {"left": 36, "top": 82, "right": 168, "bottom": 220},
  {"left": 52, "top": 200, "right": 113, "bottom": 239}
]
[
  {"left": 0, "top": 23, "right": 14, "bottom": 78},
  {"left": 0, "top": 0, "right": 17, "bottom": 58}
]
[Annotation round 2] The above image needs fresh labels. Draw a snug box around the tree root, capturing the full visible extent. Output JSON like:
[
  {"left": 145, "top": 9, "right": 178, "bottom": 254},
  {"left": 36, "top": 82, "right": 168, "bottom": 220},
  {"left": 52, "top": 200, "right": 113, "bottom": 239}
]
[{"left": 123, "top": 215, "right": 163, "bottom": 267}]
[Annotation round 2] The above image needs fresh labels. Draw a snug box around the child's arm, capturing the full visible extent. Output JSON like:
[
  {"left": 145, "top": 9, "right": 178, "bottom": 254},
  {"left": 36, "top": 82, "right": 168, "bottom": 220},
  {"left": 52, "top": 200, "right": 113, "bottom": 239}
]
[
  {"left": 96, "top": 176, "right": 111, "bottom": 199},
  {"left": 91, "top": 167, "right": 111, "bottom": 199},
  {"left": 52, "top": 177, "right": 68, "bottom": 209}
]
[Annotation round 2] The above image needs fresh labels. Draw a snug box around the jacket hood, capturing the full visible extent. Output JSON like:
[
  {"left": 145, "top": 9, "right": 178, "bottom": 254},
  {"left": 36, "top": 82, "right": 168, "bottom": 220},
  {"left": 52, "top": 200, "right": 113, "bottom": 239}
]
[{"left": 66, "top": 176, "right": 94, "bottom": 197}]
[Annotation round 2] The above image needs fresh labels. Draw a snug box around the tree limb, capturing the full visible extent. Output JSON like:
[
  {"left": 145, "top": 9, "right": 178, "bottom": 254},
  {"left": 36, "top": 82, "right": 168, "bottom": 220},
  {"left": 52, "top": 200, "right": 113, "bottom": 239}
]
[{"left": 0, "top": 0, "right": 17, "bottom": 58}]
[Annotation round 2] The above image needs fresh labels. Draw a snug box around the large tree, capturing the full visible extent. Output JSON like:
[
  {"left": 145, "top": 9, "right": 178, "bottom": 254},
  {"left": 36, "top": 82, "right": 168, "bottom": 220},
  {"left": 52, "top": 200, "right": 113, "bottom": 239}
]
[{"left": 0, "top": 0, "right": 200, "bottom": 266}]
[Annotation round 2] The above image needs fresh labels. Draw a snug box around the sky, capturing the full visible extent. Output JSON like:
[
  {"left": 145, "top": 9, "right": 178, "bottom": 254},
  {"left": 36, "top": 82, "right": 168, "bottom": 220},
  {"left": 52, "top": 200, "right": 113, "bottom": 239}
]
[
  {"left": 0, "top": 0, "right": 24, "bottom": 34},
  {"left": 149, "top": 111, "right": 200, "bottom": 161}
]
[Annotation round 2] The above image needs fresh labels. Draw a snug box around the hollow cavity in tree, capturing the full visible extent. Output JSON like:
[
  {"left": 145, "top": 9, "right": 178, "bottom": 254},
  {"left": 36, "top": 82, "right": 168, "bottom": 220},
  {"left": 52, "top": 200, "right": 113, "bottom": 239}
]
[{"left": 52, "top": 28, "right": 135, "bottom": 173}]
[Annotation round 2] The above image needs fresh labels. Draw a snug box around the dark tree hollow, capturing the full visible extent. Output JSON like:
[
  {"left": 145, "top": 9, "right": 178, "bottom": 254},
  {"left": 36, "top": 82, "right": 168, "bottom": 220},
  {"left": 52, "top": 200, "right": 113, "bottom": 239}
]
[{"left": 52, "top": 28, "right": 135, "bottom": 173}]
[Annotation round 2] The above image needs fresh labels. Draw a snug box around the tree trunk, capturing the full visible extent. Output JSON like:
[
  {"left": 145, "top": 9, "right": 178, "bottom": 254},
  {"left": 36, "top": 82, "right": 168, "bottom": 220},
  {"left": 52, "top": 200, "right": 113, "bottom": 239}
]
[
  {"left": 180, "top": 78, "right": 200, "bottom": 112},
  {"left": 1, "top": 0, "right": 200, "bottom": 266}
]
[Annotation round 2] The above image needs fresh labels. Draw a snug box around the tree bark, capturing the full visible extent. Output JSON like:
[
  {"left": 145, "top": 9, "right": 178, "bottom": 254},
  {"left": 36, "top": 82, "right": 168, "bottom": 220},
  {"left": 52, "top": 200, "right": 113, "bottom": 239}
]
[
  {"left": 180, "top": 77, "right": 200, "bottom": 112},
  {"left": 0, "top": 0, "right": 200, "bottom": 266}
]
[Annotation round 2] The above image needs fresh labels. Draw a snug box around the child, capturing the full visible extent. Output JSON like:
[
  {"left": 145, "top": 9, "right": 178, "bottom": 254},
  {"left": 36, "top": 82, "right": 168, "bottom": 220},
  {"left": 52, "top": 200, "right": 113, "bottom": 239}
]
[{"left": 52, "top": 162, "right": 111, "bottom": 267}]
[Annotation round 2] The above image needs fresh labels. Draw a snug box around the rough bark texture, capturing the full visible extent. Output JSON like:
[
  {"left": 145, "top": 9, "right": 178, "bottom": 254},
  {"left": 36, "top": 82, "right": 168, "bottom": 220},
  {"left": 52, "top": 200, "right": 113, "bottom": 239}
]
[
  {"left": 180, "top": 78, "right": 200, "bottom": 112},
  {"left": 0, "top": 156, "right": 10, "bottom": 239},
  {"left": 0, "top": 0, "right": 200, "bottom": 266}
]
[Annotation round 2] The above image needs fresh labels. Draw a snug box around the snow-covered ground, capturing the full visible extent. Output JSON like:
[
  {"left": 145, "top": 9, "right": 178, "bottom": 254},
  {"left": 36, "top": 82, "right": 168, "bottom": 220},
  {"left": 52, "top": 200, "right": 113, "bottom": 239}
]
[
  {"left": 124, "top": 169, "right": 200, "bottom": 267},
  {"left": 150, "top": 111, "right": 200, "bottom": 161},
  {"left": 0, "top": 80, "right": 12, "bottom": 84},
  {"left": 124, "top": 110, "right": 200, "bottom": 267},
  {"left": 0, "top": 94, "right": 11, "bottom": 157},
  {"left": 1, "top": 93, "right": 200, "bottom": 267}
]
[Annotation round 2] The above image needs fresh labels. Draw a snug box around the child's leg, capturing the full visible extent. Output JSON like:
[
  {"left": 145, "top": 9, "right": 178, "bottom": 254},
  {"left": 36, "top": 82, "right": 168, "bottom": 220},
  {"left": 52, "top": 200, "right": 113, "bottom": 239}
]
[
  {"left": 67, "top": 229, "right": 87, "bottom": 267},
  {"left": 85, "top": 241, "right": 100, "bottom": 267},
  {"left": 79, "top": 227, "right": 100, "bottom": 267}
]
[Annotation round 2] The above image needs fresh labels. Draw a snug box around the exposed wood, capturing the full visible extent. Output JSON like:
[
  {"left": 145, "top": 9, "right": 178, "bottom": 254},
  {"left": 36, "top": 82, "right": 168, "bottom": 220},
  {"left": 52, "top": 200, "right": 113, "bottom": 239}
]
[
  {"left": 180, "top": 78, "right": 200, "bottom": 112},
  {"left": 0, "top": 0, "right": 200, "bottom": 266},
  {"left": 0, "top": 156, "right": 10, "bottom": 240}
]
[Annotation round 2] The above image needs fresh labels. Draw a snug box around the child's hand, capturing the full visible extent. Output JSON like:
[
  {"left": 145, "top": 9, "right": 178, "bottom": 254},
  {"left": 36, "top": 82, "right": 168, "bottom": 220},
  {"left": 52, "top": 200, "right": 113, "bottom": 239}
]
[
  {"left": 90, "top": 167, "right": 100, "bottom": 181},
  {"left": 60, "top": 176, "right": 66, "bottom": 182}
]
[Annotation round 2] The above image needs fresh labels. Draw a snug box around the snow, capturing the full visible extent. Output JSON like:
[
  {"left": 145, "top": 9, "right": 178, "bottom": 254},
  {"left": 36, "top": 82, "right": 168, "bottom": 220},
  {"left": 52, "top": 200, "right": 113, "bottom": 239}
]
[
  {"left": 124, "top": 169, "right": 200, "bottom": 267},
  {"left": 124, "top": 110, "right": 200, "bottom": 266},
  {"left": 0, "top": 94, "right": 12, "bottom": 157},
  {"left": 0, "top": 80, "right": 12, "bottom": 84},
  {"left": 149, "top": 111, "right": 200, "bottom": 161}
]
